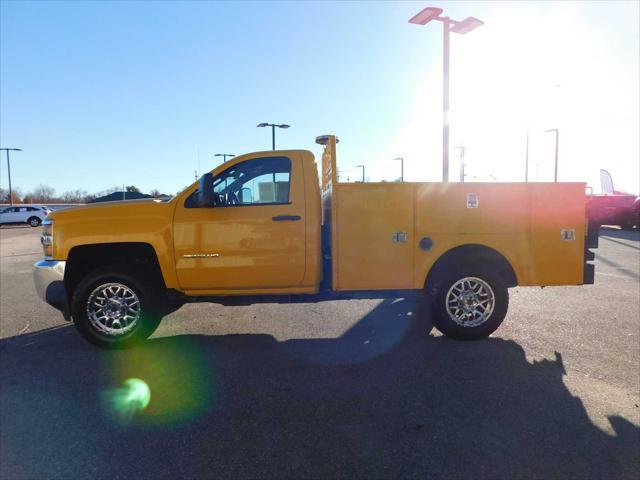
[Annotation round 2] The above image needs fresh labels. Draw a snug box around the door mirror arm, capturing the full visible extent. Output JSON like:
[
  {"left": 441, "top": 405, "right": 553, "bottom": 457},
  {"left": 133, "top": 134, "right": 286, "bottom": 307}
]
[{"left": 197, "top": 173, "right": 215, "bottom": 207}]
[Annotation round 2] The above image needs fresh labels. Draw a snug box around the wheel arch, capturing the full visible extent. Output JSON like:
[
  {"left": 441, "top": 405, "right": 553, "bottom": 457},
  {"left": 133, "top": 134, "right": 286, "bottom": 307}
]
[
  {"left": 424, "top": 244, "right": 518, "bottom": 290},
  {"left": 65, "top": 243, "right": 166, "bottom": 300}
]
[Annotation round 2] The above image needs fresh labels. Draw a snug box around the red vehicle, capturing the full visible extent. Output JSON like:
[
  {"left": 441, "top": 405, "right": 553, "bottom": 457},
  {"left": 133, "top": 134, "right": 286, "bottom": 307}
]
[{"left": 586, "top": 170, "right": 639, "bottom": 230}]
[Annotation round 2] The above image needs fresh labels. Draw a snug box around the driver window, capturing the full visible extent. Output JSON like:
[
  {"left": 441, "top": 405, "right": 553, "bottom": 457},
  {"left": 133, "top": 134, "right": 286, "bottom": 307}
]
[{"left": 190, "top": 156, "right": 291, "bottom": 208}]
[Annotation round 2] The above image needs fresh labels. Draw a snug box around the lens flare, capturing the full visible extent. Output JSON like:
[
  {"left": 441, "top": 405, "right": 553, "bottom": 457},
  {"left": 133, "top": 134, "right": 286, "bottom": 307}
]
[
  {"left": 102, "top": 337, "right": 215, "bottom": 427},
  {"left": 102, "top": 378, "right": 151, "bottom": 424}
]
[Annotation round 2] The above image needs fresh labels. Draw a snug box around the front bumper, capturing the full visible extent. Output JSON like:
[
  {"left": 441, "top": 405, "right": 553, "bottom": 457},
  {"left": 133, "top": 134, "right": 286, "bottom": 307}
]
[{"left": 33, "top": 260, "right": 69, "bottom": 319}]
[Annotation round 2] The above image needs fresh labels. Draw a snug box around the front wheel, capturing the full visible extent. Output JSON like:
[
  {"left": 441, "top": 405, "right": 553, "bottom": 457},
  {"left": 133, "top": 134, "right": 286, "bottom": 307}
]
[
  {"left": 426, "top": 267, "right": 509, "bottom": 340},
  {"left": 71, "top": 266, "right": 164, "bottom": 349},
  {"left": 28, "top": 216, "right": 41, "bottom": 227}
]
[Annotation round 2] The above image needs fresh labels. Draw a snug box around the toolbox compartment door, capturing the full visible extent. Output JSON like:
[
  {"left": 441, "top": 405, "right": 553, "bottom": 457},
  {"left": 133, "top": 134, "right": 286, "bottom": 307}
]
[{"left": 333, "top": 183, "right": 414, "bottom": 290}]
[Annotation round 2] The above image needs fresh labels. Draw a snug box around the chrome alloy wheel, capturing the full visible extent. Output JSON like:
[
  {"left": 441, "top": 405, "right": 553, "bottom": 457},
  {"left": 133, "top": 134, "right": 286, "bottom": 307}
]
[
  {"left": 86, "top": 283, "right": 141, "bottom": 336},
  {"left": 445, "top": 277, "right": 495, "bottom": 328}
]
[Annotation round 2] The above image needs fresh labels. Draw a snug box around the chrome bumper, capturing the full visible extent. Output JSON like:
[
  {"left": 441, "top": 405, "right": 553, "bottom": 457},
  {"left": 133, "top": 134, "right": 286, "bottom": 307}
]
[{"left": 33, "top": 260, "right": 69, "bottom": 319}]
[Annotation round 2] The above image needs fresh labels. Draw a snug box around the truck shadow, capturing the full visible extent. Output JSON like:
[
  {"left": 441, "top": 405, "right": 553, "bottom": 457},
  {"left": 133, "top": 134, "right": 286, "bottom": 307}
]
[
  {"left": 600, "top": 226, "right": 640, "bottom": 244},
  {"left": 594, "top": 253, "right": 640, "bottom": 280},
  {"left": 1, "top": 299, "right": 638, "bottom": 479}
]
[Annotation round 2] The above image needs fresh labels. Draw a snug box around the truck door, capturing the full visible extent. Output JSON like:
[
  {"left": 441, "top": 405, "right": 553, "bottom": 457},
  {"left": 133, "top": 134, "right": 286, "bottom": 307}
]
[{"left": 173, "top": 154, "right": 306, "bottom": 291}]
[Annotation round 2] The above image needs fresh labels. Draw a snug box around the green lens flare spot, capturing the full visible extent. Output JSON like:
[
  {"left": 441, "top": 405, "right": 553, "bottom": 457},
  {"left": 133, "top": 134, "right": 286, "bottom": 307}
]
[
  {"left": 105, "top": 338, "right": 215, "bottom": 426},
  {"left": 123, "top": 378, "right": 151, "bottom": 410},
  {"left": 103, "top": 378, "right": 151, "bottom": 424}
]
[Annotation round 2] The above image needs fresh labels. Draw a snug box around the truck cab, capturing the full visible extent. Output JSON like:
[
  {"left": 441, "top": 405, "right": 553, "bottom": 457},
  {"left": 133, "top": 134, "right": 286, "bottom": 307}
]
[{"left": 172, "top": 151, "right": 322, "bottom": 294}]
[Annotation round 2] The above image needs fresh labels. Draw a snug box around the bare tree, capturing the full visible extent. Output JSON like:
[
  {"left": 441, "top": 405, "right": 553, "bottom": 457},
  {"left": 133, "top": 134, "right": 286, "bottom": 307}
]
[
  {"left": 28, "top": 185, "right": 56, "bottom": 203},
  {"left": 61, "top": 189, "right": 88, "bottom": 203},
  {"left": 125, "top": 185, "right": 141, "bottom": 193},
  {"left": 0, "top": 187, "right": 22, "bottom": 204}
]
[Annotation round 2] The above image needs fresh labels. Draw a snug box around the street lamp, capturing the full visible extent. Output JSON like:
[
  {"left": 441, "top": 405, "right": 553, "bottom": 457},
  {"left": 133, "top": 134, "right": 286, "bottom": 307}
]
[
  {"left": 214, "top": 153, "right": 235, "bottom": 163},
  {"left": 524, "top": 124, "right": 530, "bottom": 182},
  {"left": 0, "top": 148, "right": 22, "bottom": 206},
  {"left": 356, "top": 165, "right": 365, "bottom": 183},
  {"left": 454, "top": 144, "right": 467, "bottom": 182},
  {"left": 393, "top": 157, "right": 404, "bottom": 182},
  {"left": 525, "top": 85, "right": 561, "bottom": 182},
  {"left": 544, "top": 128, "right": 559, "bottom": 182},
  {"left": 256, "top": 123, "right": 290, "bottom": 150},
  {"left": 409, "top": 7, "right": 483, "bottom": 183}
]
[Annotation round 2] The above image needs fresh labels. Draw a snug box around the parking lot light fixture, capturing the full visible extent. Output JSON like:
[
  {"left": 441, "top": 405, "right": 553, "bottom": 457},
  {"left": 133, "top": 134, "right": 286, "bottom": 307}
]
[
  {"left": 214, "top": 153, "right": 235, "bottom": 163},
  {"left": 408, "top": 7, "right": 443, "bottom": 25},
  {"left": 0, "top": 148, "right": 22, "bottom": 206},
  {"left": 450, "top": 17, "right": 484, "bottom": 34},
  {"left": 409, "top": 6, "right": 483, "bottom": 182},
  {"left": 257, "top": 123, "right": 291, "bottom": 150}
]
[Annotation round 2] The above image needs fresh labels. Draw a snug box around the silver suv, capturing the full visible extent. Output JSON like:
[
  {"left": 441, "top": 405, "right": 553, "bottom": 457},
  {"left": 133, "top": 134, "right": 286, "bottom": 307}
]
[{"left": 0, "top": 206, "right": 51, "bottom": 227}]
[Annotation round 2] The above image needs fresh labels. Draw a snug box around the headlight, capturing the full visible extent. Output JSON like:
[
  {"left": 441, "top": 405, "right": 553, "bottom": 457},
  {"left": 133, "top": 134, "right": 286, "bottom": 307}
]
[{"left": 41, "top": 221, "right": 53, "bottom": 259}]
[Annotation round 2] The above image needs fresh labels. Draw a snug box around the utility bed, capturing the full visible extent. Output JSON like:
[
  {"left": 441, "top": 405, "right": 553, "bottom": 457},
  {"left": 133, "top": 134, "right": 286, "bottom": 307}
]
[{"left": 317, "top": 135, "right": 593, "bottom": 291}]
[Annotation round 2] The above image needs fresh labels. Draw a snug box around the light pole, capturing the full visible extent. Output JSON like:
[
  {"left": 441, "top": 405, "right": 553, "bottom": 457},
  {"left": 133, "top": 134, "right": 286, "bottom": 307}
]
[
  {"left": 214, "top": 153, "right": 235, "bottom": 163},
  {"left": 0, "top": 148, "right": 22, "bottom": 206},
  {"left": 409, "top": 7, "right": 483, "bottom": 183},
  {"left": 356, "top": 165, "right": 365, "bottom": 183},
  {"left": 544, "top": 128, "right": 559, "bottom": 182},
  {"left": 256, "top": 123, "right": 290, "bottom": 150},
  {"left": 524, "top": 125, "right": 530, "bottom": 182},
  {"left": 526, "top": 84, "right": 561, "bottom": 182},
  {"left": 454, "top": 144, "right": 467, "bottom": 182},
  {"left": 393, "top": 157, "right": 404, "bottom": 182}
]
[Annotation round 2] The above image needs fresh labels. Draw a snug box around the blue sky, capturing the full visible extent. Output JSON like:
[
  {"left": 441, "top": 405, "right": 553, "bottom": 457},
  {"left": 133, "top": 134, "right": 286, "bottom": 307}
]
[{"left": 1, "top": 1, "right": 638, "bottom": 196}]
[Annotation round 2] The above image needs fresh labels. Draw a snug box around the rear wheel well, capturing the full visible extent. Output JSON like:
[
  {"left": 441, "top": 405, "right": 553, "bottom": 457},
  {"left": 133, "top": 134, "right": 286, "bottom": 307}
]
[
  {"left": 65, "top": 243, "right": 165, "bottom": 299},
  {"left": 425, "top": 244, "right": 518, "bottom": 290}
]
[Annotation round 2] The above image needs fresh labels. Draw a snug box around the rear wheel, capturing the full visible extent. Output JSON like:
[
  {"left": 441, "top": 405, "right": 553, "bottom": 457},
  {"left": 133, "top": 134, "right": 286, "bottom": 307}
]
[
  {"left": 28, "top": 216, "right": 41, "bottom": 227},
  {"left": 71, "top": 265, "right": 164, "bottom": 349},
  {"left": 425, "top": 266, "right": 509, "bottom": 340}
]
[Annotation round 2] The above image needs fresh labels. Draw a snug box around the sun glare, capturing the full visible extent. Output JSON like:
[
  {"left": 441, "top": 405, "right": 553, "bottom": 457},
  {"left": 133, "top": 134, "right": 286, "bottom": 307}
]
[{"left": 382, "top": 3, "right": 639, "bottom": 192}]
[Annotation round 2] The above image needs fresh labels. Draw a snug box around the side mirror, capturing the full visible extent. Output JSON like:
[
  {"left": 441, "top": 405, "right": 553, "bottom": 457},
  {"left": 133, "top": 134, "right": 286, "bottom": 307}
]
[{"left": 197, "top": 173, "right": 214, "bottom": 207}]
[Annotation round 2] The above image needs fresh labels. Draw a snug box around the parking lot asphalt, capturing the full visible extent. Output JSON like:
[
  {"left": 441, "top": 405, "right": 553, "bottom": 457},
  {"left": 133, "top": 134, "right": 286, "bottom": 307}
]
[{"left": 0, "top": 225, "right": 638, "bottom": 479}]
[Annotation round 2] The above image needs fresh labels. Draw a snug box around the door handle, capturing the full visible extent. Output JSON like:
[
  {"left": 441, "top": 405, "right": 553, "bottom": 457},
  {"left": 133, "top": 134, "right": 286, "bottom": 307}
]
[{"left": 272, "top": 215, "right": 301, "bottom": 221}]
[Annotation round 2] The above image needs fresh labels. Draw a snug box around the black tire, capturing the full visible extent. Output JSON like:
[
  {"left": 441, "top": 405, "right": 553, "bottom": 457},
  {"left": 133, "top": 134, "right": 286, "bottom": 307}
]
[
  {"left": 426, "top": 265, "right": 509, "bottom": 340},
  {"left": 28, "top": 216, "right": 41, "bottom": 227},
  {"left": 71, "top": 265, "right": 164, "bottom": 349}
]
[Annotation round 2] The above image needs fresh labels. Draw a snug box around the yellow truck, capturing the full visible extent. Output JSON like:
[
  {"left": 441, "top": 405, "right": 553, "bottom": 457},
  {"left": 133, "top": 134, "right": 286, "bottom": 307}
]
[{"left": 34, "top": 135, "right": 597, "bottom": 348}]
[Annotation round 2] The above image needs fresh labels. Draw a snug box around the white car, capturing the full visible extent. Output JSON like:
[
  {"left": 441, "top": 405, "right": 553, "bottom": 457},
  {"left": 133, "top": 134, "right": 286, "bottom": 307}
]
[{"left": 0, "top": 206, "right": 51, "bottom": 227}]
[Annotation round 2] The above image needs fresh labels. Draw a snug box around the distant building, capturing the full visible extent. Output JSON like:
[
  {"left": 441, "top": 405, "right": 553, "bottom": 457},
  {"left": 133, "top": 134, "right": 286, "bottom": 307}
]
[{"left": 87, "top": 191, "right": 153, "bottom": 203}]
